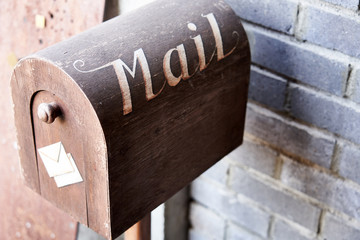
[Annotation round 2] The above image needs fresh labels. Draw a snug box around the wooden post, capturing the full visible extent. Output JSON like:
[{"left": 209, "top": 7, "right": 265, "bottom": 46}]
[{"left": 125, "top": 214, "right": 151, "bottom": 240}]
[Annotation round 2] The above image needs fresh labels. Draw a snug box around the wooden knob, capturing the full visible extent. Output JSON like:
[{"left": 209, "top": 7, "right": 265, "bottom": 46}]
[{"left": 37, "top": 102, "right": 61, "bottom": 124}]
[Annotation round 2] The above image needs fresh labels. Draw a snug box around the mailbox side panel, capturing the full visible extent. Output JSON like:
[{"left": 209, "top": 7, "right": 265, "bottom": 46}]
[
  {"left": 105, "top": 1, "right": 250, "bottom": 236},
  {"left": 11, "top": 59, "right": 112, "bottom": 239}
]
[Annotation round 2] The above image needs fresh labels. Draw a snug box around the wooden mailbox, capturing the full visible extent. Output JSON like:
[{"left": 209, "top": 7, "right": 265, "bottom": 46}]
[{"left": 11, "top": 0, "right": 250, "bottom": 239}]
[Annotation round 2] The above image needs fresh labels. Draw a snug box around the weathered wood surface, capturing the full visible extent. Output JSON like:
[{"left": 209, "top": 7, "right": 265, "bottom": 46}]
[
  {"left": 11, "top": 0, "right": 250, "bottom": 239},
  {"left": 32, "top": 91, "right": 87, "bottom": 224},
  {"left": 0, "top": 0, "right": 104, "bottom": 239},
  {"left": 12, "top": 58, "right": 111, "bottom": 238}
]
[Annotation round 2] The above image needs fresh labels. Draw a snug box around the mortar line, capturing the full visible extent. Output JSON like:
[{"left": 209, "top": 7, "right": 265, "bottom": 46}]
[
  {"left": 267, "top": 215, "right": 275, "bottom": 239},
  {"left": 329, "top": 140, "right": 340, "bottom": 173},
  {"left": 316, "top": 210, "right": 326, "bottom": 237},
  {"left": 344, "top": 64, "right": 354, "bottom": 98}
]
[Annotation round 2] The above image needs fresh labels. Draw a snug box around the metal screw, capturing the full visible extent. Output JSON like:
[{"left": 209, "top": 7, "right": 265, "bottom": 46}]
[{"left": 37, "top": 102, "right": 61, "bottom": 124}]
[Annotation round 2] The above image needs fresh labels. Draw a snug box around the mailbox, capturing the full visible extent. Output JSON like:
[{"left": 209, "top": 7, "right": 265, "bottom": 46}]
[{"left": 11, "top": 0, "right": 250, "bottom": 238}]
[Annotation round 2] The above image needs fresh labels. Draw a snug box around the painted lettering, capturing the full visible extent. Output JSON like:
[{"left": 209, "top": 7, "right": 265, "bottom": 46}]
[
  {"left": 188, "top": 22, "right": 214, "bottom": 71},
  {"left": 203, "top": 13, "right": 238, "bottom": 60},
  {"left": 74, "top": 48, "right": 165, "bottom": 115},
  {"left": 74, "top": 12, "right": 239, "bottom": 115}
]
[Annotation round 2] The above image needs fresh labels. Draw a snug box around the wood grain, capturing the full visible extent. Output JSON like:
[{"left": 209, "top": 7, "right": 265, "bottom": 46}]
[
  {"left": 32, "top": 91, "right": 87, "bottom": 224},
  {"left": 12, "top": 59, "right": 111, "bottom": 239},
  {"left": 11, "top": 0, "right": 250, "bottom": 239},
  {"left": 0, "top": 0, "right": 104, "bottom": 239}
]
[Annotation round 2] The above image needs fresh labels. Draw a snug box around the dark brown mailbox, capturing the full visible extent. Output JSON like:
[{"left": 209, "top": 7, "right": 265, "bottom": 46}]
[{"left": 11, "top": 0, "right": 250, "bottom": 238}]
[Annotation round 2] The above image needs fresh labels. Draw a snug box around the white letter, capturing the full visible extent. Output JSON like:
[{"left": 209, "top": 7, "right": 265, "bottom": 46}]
[
  {"left": 113, "top": 49, "right": 164, "bottom": 114},
  {"left": 74, "top": 48, "right": 164, "bottom": 115},
  {"left": 203, "top": 13, "right": 238, "bottom": 61},
  {"left": 188, "top": 22, "right": 214, "bottom": 71},
  {"left": 163, "top": 44, "right": 190, "bottom": 87}
]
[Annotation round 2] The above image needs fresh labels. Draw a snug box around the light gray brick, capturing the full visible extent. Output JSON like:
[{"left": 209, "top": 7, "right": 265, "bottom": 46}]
[
  {"left": 322, "top": 213, "right": 360, "bottom": 240},
  {"left": 77, "top": 224, "right": 106, "bottom": 240},
  {"left": 322, "top": 0, "right": 359, "bottom": 10},
  {"left": 189, "top": 229, "right": 208, "bottom": 240},
  {"left": 246, "top": 25, "right": 348, "bottom": 96},
  {"left": 281, "top": 157, "right": 360, "bottom": 220},
  {"left": 229, "top": 166, "right": 321, "bottom": 231},
  {"left": 120, "top": 0, "right": 156, "bottom": 13},
  {"left": 337, "top": 142, "right": 360, "bottom": 185},
  {"left": 201, "top": 159, "right": 229, "bottom": 185},
  {"left": 245, "top": 104, "right": 335, "bottom": 168},
  {"left": 347, "top": 67, "right": 360, "bottom": 105},
  {"left": 227, "top": 140, "right": 278, "bottom": 176},
  {"left": 272, "top": 218, "right": 313, "bottom": 240},
  {"left": 248, "top": 67, "right": 287, "bottom": 111},
  {"left": 189, "top": 203, "right": 225, "bottom": 240},
  {"left": 191, "top": 178, "right": 270, "bottom": 237},
  {"left": 227, "top": 223, "right": 264, "bottom": 240},
  {"left": 289, "top": 84, "right": 360, "bottom": 145},
  {"left": 297, "top": 5, "right": 360, "bottom": 58},
  {"left": 225, "top": 0, "right": 298, "bottom": 34}
]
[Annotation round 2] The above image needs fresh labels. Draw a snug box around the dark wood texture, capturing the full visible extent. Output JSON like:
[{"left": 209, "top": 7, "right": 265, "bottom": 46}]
[
  {"left": 11, "top": 0, "right": 250, "bottom": 239},
  {"left": 32, "top": 91, "right": 87, "bottom": 224},
  {"left": 12, "top": 59, "right": 111, "bottom": 238},
  {"left": 0, "top": 0, "right": 104, "bottom": 239}
]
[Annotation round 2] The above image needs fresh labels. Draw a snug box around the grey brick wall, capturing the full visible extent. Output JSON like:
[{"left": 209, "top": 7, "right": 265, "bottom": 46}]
[
  {"left": 296, "top": 3, "right": 360, "bottom": 58},
  {"left": 189, "top": 0, "right": 360, "bottom": 239}
]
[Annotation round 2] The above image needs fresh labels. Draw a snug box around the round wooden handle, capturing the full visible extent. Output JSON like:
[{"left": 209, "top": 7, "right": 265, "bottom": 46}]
[{"left": 37, "top": 102, "right": 61, "bottom": 124}]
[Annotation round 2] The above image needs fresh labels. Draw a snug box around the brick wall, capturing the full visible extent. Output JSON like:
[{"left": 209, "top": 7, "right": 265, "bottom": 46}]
[{"left": 189, "top": 0, "right": 360, "bottom": 240}]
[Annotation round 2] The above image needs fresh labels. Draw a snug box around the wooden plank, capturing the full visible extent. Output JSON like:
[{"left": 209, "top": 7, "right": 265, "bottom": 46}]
[
  {"left": 32, "top": 91, "right": 87, "bottom": 224},
  {"left": 0, "top": 0, "right": 105, "bottom": 239},
  {"left": 12, "top": 58, "right": 111, "bottom": 239}
]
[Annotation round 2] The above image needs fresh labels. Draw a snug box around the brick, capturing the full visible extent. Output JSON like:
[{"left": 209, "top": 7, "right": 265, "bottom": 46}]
[
  {"left": 289, "top": 84, "right": 360, "bottom": 145},
  {"left": 337, "top": 142, "right": 360, "bottom": 184},
  {"left": 347, "top": 67, "right": 360, "bottom": 104},
  {"left": 189, "top": 203, "right": 225, "bottom": 240},
  {"left": 245, "top": 24, "right": 348, "bottom": 96},
  {"left": 245, "top": 104, "right": 335, "bottom": 168},
  {"left": 191, "top": 178, "right": 270, "bottom": 237},
  {"left": 248, "top": 67, "right": 287, "bottom": 111},
  {"left": 225, "top": 0, "right": 298, "bottom": 34},
  {"left": 229, "top": 166, "right": 321, "bottom": 231},
  {"left": 201, "top": 159, "right": 229, "bottom": 185},
  {"left": 189, "top": 229, "right": 208, "bottom": 240},
  {"left": 322, "top": 0, "right": 359, "bottom": 10},
  {"left": 227, "top": 140, "right": 278, "bottom": 176},
  {"left": 297, "top": 4, "right": 360, "bottom": 58},
  {"left": 227, "top": 223, "right": 264, "bottom": 240},
  {"left": 120, "top": 0, "right": 156, "bottom": 13},
  {"left": 322, "top": 213, "right": 360, "bottom": 240},
  {"left": 272, "top": 218, "right": 314, "bottom": 240},
  {"left": 281, "top": 157, "right": 360, "bottom": 220},
  {"left": 77, "top": 224, "right": 106, "bottom": 240}
]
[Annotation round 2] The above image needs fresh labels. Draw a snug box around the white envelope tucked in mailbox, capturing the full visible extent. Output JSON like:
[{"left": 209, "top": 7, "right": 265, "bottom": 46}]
[
  {"left": 54, "top": 153, "right": 83, "bottom": 188},
  {"left": 38, "top": 142, "right": 74, "bottom": 177}
]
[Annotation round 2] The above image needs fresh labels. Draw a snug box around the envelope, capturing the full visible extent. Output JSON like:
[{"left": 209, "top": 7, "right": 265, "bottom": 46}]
[
  {"left": 54, "top": 153, "right": 83, "bottom": 188},
  {"left": 38, "top": 142, "right": 74, "bottom": 177}
]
